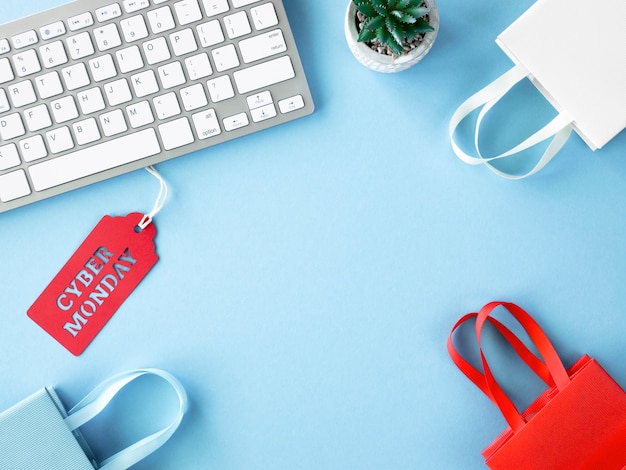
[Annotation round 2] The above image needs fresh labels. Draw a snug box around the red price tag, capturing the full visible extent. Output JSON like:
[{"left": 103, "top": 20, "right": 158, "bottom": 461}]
[{"left": 28, "top": 213, "right": 158, "bottom": 356}]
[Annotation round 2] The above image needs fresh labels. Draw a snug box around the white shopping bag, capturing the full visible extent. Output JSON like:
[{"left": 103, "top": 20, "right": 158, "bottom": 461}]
[{"left": 450, "top": 0, "right": 626, "bottom": 178}]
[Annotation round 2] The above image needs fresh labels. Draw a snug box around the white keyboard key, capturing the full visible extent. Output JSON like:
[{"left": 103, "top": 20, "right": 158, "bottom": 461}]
[
  {"left": 68, "top": 12, "right": 94, "bottom": 31},
  {"left": 0, "top": 144, "right": 20, "bottom": 171},
  {"left": 0, "top": 89, "right": 10, "bottom": 114},
  {"left": 104, "top": 78, "right": 133, "bottom": 105},
  {"left": 94, "top": 24, "right": 122, "bottom": 51},
  {"left": 121, "top": 15, "right": 149, "bottom": 43},
  {"left": 29, "top": 129, "right": 161, "bottom": 191},
  {"left": 116, "top": 46, "right": 144, "bottom": 73},
  {"left": 223, "top": 12, "right": 251, "bottom": 39},
  {"left": 0, "top": 39, "right": 11, "bottom": 54},
  {"left": 11, "top": 30, "right": 38, "bottom": 49},
  {"left": 223, "top": 112, "right": 249, "bottom": 131},
  {"left": 279, "top": 95, "right": 304, "bottom": 113},
  {"left": 233, "top": 55, "right": 294, "bottom": 94},
  {"left": 153, "top": 92, "right": 181, "bottom": 119},
  {"left": 246, "top": 90, "right": 272, "bottom": 109},
  {"left": 89, "top": 54, "right": 117, "bottom": 82},
  {"left": 24, "top": 104, "right": 52, "bottom": 131},
  {"left": 250, "top": 103, "right": 276, "bottom": 122},
  {"left": 15, "top": 138, "right": 43, "bottom": 167},
  {"left": 8, "top": 80, "right": 37, "bottom": 108},
  {"left": 250, "top": 3, "right": 279, "bottom": 30},
  {"left": 185, "top": 52, "right": 212, "bottom": 80},
  {"left": 73, "top": 118, "right": 101, "bottom": 145},
  {"left": 61, "top": 63, "right": 91, "bottom": 90},
  {"left": 35, "top": 71, "right": 64, "bottom": 99},
  {"left": 67, "top": 32, "right": 95, "bottom": 60},
  {"left": 12, "top": 50, "right": 41, "bottom": 77},
  {"left": 143, "top": 37, "right": 171, "bottom": 64},
  {"left": 170, "top": 29, "right": 198, "bottom": 56},
  {"left": 212, "top": 44, "right": 239, "bottom": 72},
  {"left": 158, "top": 62, "right": 186, "bottom": 89},
  {"left": 148, "top": 7, "right": 176, "bottom": 34},
  {"left": 126, "top": 100, "right": 154, "bottom": 128},
  {"left": 40, "top": 21, "right": 67, "bottom": 40},
  {"left": 40, "top": 41, "right": 69, "bottom": 68},
  {"left": 100, "top": 109, "right": 127, "bottom": 136},
  {"left": 0, "top": 58, "right": 14, "bottom": 84},
  {"left": 131, "top": 70, "right": 159, "bottom": 97},
  {"left": 239, "top": 29, "right": 286, "bottom": 64},
  {"left": 158, "top": 117, "right": 194, "bottom": 150},
  {"left": 174, "top": 0, "right": 203, "bottom": 26},
  {"left": 20, "top": 135, "right": 48, "bottom": 161},
  {"left": 192, "top": 108, "right": 221, "bottom": 139},
  {"left": 77, "top": 87, "right": 106, "bottom": 114},
  {"left": 232, "top": 0, "right": 261, "bottom": 6},
  {"left": 202, "top": 0, "right": 229, "bottom": 17},
  {"left": 196, "top": 21, "right": 224, "bottom": 47},
  {"left": 96, "top": 3, "right": 123, "bottom": 22},
  {"left": 180, "top": 83, "right": 208, "bottom": 111},
  {"left": 123, "top": 0, "right": 150, "bottom": 13},
  {"left": 154, "top": 0, "right": 170, "bottom": 4},
  {"left": 46, "top": 126, "right": 74, "bottom": 153},
  {"left": 51, "top": 96, "right": 79, "bottom": 123},
  {"left": 0, "top": 170, "right": 31, "bottom": 202},
  {"left": 207, "top": 75, "right": 234, "bottom": 102}
]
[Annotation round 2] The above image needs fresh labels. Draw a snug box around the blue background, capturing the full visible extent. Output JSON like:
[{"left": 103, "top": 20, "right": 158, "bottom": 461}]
[{"left": 1, "top": 0, "right": 625, "bottom": 468}]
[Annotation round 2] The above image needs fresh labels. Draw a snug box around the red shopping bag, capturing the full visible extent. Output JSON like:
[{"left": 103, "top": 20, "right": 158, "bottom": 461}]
[{"left": 448, "top": 301, "right": 626, "bottom": 469}]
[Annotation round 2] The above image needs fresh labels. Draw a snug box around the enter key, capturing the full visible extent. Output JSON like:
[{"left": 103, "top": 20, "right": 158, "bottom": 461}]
[{"left": 239, "top": 29, "right": 287, "bottom": 64}]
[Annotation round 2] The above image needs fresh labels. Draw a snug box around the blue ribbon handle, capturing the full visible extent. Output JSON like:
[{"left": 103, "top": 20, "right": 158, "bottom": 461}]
[{"left": 64, "top": 368, "right": 187, "bottom": 470}]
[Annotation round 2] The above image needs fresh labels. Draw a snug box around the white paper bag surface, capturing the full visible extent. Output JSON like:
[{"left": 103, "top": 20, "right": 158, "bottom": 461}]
[{"left": 496, "top": 0, "right": 626, "bottom": 150}]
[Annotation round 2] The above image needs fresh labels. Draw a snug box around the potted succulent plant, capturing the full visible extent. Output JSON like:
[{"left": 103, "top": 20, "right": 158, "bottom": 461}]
[{"left": 345, "top": 0, "right": 439, "bottom": 73}]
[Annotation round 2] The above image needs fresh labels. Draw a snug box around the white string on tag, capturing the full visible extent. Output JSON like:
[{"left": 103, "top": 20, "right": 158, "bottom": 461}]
[{"left": 138, "top": 166, "right": 169, "bottom": 230}]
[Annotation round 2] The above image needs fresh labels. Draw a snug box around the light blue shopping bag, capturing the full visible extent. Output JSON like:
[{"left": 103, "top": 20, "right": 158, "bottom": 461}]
[{"left": 0, "top": 369, "right": 187, "bottom": 470}]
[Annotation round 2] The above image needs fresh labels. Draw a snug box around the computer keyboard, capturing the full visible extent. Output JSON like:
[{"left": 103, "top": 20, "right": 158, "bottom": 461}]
[{"left": 0, "top": 0, "right": 314, "bottom": 212}]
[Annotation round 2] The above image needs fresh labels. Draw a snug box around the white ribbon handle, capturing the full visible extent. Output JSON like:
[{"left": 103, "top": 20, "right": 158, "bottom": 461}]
[
  {"left": 449, "top": 63, "right": 574, "bottom": 179},
  {"left": 64, "top": 369, "right": 187, "bottom": 470}
]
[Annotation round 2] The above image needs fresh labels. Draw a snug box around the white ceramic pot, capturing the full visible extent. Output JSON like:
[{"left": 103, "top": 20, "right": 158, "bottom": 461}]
[{"left": 345, "top": 0, "right": 439, "bottom": 73}]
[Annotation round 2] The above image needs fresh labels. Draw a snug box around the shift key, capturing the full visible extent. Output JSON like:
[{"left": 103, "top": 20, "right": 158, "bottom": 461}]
[{"left": 233, "top": 56, "right": 295, "bottom": 94}]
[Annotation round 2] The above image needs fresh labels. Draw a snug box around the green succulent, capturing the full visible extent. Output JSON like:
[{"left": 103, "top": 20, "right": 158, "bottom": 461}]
[{"left": 353, "top": 0, "right": 435, "bottom": 56}]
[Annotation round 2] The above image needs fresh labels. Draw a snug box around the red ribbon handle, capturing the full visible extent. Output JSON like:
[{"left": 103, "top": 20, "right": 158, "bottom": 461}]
[
  {"left": 448, "top": 313, "right": 556, "bottom": 399},
  {"left": 448, "top": 301, "right": 570, "bottom": 432}
]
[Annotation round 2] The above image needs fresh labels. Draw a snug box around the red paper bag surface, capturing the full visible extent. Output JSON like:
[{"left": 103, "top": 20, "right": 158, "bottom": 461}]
[{"left": 485, "top": 356, "right": 626, "bottom": 469}]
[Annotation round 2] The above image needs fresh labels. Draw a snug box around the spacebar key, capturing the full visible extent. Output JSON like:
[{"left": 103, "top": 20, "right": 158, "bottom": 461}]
[{"left": 29, "top": 129, "right": 162, "bottom": 191}]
